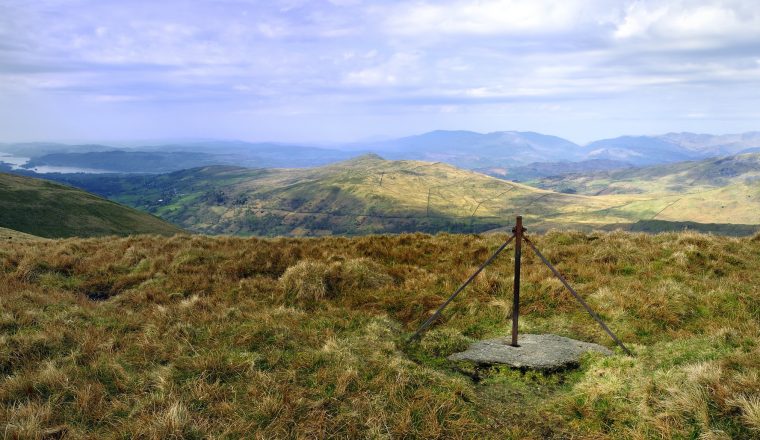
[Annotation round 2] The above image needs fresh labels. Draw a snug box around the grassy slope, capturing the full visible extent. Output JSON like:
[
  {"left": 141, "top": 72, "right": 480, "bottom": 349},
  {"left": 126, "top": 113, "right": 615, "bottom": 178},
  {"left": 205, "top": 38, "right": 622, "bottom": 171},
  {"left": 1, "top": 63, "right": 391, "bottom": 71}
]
[
  {"left": 0, "top": 226, "right": 46, "bottom": 242},
  {"left": 58, "top": 156, "right": 658, "bottom": 236},
  {"left": 0, "top": 172, "right": 182, "bottom": 238},
  {"left": 1, "top": 231, "right": 758, "bottom": 438},
  {"left": 534, "top": 153, "right": 760, "bottom": 225},
  {"left": 46, "top": 154, "right": 760, "bottom": 235},
  {"left": 534, "top": 153, "right": 760, "bottom": 194},
  {"left": 625, "top": 220, "right": 760, "bottom": 236}
]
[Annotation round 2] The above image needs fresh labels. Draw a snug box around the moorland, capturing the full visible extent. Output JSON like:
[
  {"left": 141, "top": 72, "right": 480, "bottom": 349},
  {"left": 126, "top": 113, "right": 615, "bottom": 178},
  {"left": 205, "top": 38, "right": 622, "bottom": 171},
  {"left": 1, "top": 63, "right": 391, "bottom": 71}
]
[{"left": 1, "top": 230, "right": 758, "bottom": 438}]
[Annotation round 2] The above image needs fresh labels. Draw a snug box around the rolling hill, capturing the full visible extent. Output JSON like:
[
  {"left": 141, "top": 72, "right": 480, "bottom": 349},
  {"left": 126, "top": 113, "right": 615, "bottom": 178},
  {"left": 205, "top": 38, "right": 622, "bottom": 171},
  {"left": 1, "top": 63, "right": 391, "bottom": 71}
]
[
  {"left": 534, "top": 153, "right": 760, "bottom": 226},
  {"left": 0, "top": 142, "right": 117, "bottom": 157},
  {"left": 361, "top": 130, "right": 587, "bottom": 167},
  {"left": 0, "top": 226, "right": 46, "bottom": 242},
  {"left": 49, "top": 154, "right": 637, "bottom": 236},
  {"left": 22, "top": 151, "right": 221, "bottom": 174},
  {"left": 536, "top": 152, "right": 760, "bottom": 195},
  {"left": 0, "top": 172, "right": 183, "bottom": 238},
  {"left": 475, "top": 159, "right": 633, "bottom": 181},
  {"left": 29, "top": 153, "right": 760, "bottom": 236},
  {"left": 2, "top": 142, "right": 359, "bottom": 173},
  {"left": 7, "top": 131, "right": 760, "bottom": 177}
]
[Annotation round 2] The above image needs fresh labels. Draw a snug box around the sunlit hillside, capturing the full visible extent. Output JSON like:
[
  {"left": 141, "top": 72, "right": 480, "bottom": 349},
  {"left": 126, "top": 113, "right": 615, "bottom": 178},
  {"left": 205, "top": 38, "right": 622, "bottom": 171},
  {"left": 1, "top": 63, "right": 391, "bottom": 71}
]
[
  {"left": 537, "top": 152, "right": 760, "bottom": 195},
  {"left": 47, "top": 154, "right": 760, "bottom": 236},
  {"left": 1, "top": 231, "right": 758, "bottom": 438},
  {"left": 533, "top": 153, "right": 760, "bottom": 226}
]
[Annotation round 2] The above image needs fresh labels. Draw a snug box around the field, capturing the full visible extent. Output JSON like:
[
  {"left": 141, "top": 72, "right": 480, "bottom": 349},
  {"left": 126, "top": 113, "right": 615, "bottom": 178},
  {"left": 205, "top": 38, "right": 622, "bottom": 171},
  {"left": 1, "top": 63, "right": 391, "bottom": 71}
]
[{"left": 1, "top": 231, "right": 759, "bottom": 438}]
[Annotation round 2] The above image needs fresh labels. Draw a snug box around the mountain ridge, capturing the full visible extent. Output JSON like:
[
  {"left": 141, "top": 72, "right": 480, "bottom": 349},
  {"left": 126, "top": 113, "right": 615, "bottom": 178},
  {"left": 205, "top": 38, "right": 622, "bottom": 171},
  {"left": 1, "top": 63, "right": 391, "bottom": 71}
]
[{"left": 5, "top": 130, "right": 760, "bottom": 173}]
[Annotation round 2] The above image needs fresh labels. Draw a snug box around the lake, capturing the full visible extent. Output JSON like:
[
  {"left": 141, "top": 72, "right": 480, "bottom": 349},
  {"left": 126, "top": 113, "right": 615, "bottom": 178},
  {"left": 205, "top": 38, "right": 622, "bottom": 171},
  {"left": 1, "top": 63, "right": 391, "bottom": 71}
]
[{"left": 0, "top": 152, "right": 113, "bottom": 174}]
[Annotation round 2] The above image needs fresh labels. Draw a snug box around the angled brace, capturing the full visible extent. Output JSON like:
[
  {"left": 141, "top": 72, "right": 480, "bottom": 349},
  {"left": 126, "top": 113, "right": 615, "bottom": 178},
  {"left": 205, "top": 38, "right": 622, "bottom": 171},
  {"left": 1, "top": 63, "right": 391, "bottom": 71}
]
[
  {"left": 408, "top": 234, "right": 516, "bottom": 342},
  {"left": 523, "top": 236, "right": 633, "bottom": 356}
]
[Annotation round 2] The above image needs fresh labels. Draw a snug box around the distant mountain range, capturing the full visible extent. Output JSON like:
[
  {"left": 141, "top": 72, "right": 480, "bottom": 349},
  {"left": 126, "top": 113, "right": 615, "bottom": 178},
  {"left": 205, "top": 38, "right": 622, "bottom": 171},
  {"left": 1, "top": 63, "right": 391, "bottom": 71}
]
[
  {"left": 3, "top": 130, "right": 760, "bottom": 175},
  {"left": 585, "top": 132, "right": 760, "bottom": 165},
  {"left": 349, "top": 130, "right": 760, "bottom": 168},
  {"left": 354, "top": 130, "right": 586, "bottom": 167},
  {"left": 475, "top": 159, "right": 633, "bottom": 181},
  {"left": 1, "top": 141, "right": 358, "bottom": 173}
]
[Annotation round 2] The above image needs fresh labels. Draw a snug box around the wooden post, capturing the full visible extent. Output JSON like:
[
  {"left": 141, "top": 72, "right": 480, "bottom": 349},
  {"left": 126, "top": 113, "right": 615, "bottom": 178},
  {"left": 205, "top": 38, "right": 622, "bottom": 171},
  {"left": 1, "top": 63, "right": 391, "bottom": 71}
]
[{"left": 511, "top": 216, "right": 523, "bottom": 347}]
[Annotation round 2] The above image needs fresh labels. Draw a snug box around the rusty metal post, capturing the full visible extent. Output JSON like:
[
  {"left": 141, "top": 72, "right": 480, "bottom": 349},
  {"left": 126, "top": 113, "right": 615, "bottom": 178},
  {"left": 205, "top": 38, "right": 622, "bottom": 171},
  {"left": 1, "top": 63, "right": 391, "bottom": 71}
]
[{"left": 511, "top": 216, "right": 524, "bottom": 347}]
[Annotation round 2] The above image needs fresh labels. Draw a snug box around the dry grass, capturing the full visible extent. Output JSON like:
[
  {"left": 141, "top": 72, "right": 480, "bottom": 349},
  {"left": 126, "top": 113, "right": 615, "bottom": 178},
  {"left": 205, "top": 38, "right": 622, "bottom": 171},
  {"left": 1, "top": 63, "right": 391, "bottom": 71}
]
[
  {"left": 0, "top": 231, "right": 758, "bottom": 438},
  {"left": 280, "top": 259, "right": 331, "bottom": 305}
]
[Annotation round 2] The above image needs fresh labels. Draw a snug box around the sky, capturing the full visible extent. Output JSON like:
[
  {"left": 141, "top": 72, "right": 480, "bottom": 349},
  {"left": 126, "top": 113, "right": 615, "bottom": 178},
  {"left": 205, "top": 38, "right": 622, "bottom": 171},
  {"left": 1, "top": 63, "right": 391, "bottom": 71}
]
[{"left": 1, "top": 0, "right": 760, "bottom": 145}]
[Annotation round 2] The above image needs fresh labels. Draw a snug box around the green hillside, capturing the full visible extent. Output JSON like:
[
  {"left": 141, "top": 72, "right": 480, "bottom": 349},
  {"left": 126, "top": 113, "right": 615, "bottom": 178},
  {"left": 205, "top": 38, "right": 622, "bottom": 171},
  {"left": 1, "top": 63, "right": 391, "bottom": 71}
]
[
  {"left": 0, "top": 226, "right": 46, "bottom": 242},
  {"left": 0, "top": 172, "right": 183, "bottom": 238},
  {"left": 45, "top": 153, "right": 760, "bottom": 236},
  {"left": 56, "top": 155, "right": 638, "bottom": 236},
  {"left": 532, "top": 153, "right": 760, "bottom": 225},
  {"left": 536, "top": 152, "right": 760, "bottom": 195}
]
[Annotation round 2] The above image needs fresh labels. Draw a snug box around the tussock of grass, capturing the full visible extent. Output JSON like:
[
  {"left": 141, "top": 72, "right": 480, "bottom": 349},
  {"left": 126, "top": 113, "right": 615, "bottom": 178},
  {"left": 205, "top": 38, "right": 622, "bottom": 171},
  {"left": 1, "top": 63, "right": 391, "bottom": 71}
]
[
  {"left": 0, "top": 231, "right": 758, "bottom": 438},
  {"left": 280, "top": 260, "right": 331, "bottom": 305},
  {"left": 280, "top": 257, "right": 393, "bottom": 306}
]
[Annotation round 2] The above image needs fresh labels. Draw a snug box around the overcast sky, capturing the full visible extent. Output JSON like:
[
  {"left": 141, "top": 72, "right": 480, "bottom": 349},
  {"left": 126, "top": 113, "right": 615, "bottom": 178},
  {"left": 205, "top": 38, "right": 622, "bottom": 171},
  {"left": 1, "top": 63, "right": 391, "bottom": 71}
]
[{"left": 1, "top": 0, "right": 759, "bottom": 144}]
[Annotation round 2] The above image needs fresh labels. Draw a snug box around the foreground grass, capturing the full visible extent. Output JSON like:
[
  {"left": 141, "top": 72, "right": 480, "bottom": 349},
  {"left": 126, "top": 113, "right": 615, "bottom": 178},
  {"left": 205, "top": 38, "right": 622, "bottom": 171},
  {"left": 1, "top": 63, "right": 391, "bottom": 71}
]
[{"left": 0, "top": 231, "right": 758, "bottom": 438}]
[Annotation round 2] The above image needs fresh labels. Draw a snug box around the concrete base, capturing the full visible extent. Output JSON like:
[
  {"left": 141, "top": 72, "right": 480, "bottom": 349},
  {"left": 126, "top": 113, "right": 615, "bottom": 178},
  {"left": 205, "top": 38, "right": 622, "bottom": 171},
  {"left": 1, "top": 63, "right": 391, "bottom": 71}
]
[{"left": 448, "top": 334, "right": 612, "bottom": 371}]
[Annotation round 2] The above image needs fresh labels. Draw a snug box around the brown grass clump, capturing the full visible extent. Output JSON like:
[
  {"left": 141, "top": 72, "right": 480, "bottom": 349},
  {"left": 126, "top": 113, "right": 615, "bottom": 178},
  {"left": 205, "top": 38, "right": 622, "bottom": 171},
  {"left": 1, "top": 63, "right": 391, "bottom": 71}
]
[
  {"left": 280, "top": 257, "right": 393, "bottom": 306},
  {"left": 419, "top": 328, "right": 474, "bottom": 357},
  {"left": 332, "top": 257, "right": 393, "bottom": 292},
  {"left": 280, "top": 259, "right": 330, "bottom": 305},
  {"left": 0, "top": 231, "right": 758, "bottom": 438},
  {"left": 732, "top": 395, "right": 760, "bottom": 433}
]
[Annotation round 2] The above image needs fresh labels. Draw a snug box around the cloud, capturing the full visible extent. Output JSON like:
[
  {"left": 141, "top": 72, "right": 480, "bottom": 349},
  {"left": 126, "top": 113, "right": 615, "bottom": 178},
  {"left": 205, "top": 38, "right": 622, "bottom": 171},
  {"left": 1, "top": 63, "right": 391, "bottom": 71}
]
[
  {"left": 614, "top": 0, "right": 760, "bottom": 44},
  {"left": 1, "top": 0, "right": 759, "bottom": 142},
  {"left": 343, "top": 52, "right": 420, "bottom": 86},
  {"left": 385, "top": 0, "right": 619, "bottom": 36}
]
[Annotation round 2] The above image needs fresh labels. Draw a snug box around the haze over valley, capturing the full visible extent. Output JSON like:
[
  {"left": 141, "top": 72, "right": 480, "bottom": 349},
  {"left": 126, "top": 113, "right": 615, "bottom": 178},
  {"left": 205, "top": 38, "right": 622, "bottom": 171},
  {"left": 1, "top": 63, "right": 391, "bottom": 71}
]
[{"left": 5, "top": 129, "right": 760, "bottom": 175}]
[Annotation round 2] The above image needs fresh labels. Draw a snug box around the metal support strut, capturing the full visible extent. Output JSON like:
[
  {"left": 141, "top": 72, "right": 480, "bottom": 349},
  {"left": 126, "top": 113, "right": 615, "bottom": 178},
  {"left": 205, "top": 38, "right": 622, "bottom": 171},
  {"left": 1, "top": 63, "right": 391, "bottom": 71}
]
[
  {"left": 408, "top": 216, "right": 633, "bottom": 357},
  {"left": 511, "top": 216, "right": 525, "bottom": 347},
  {"left": 408, "top": 234, "right": 515, "bottom": 341},
  {"left": 523, "top": 236, "right": 633, "bottom": 356}
]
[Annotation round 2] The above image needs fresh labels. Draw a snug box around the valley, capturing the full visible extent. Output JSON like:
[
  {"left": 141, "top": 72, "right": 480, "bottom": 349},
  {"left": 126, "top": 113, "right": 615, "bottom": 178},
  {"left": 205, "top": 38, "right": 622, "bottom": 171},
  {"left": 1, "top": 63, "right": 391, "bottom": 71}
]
[
  {"left": 4, "top": 129, "right": 760, "bottom": 176},
  {"left": 33, "top": 152, "right": 760, "bottom": 237}
]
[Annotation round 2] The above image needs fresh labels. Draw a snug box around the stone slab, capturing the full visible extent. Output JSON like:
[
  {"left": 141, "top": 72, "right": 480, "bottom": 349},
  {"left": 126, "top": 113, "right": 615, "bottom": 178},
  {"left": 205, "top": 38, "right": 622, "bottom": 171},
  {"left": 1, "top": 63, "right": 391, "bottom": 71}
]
[{"left": 448, "top": 333, "right": 612, "bottom": 370}]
